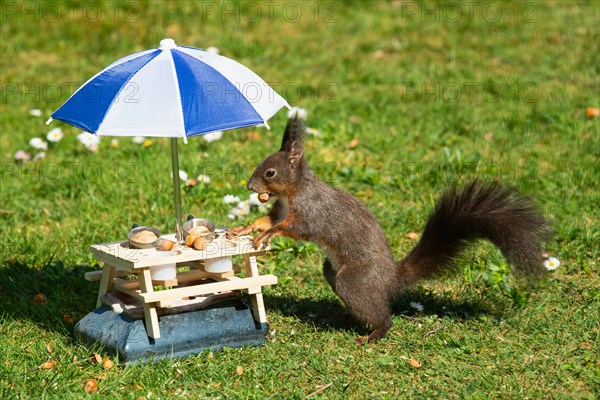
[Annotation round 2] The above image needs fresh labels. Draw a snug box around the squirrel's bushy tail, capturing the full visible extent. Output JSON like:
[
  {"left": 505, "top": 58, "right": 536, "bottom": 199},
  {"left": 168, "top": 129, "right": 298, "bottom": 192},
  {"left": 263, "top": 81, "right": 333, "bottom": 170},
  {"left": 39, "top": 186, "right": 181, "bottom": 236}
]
[{"left": 397, "top": 180, "right": 550, "bottom": 287}]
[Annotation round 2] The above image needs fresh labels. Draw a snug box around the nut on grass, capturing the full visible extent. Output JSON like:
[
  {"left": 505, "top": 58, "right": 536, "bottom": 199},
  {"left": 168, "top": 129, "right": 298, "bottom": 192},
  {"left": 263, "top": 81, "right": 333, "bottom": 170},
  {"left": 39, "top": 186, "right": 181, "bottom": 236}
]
[
  {"left": 33, "top": 293, "right": 47, "bottom": 304},
  {"left": 83, "top": 379, "right": 98, "bottom": 394},
  {"left": 585, "top": 107, "right": 599, "bottom": 119},
  {"left": 40, "top": 360, "right": 56, "bottom": 369},
  {"left": 91, "top": 353, "right": 103, "bottom": 364},
  {"left": 102, "top": 358, "right": 114, "bottom": 370}
]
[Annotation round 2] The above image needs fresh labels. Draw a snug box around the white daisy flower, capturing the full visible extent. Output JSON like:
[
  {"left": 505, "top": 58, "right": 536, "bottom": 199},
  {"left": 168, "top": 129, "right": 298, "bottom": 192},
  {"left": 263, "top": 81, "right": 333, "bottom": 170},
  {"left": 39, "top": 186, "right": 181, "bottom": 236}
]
[
  {"left": 170, "top": 170, "right": 189, "bottom": 181},
  {"left": 288, "top": 106, "right": 308, "bottom": 121},
  {"left": 203, "top": 131, "right": 223, "bottom": 143},
  {"left": 110, "top": 139, "right": 119, "bottom": 148},
  {"left": 227, "top": 213, "right": 235, "bottom": 220},
  {"left": 77, "top": 131, "right": 100, "bottom": 148},
  {"left": 205, "top": 46, "right": 220, "bottom": 54},
  {"left": 241, "top": 202, "right": 251, "bottom": 214},
  {"left": 231, "top": 202, "right": 250, "bottom": 217},
  {"left": 410, "top": 301, "right": 424, "bottom": 312},
  {"left": 197, "top": 174, "right": 211, "bottom": 184},
  {"left": 29, "top": 137, "right": 48, "bottom": 151},
  {"left": 46, "top": 127, "right": 63, "bottom": 142},
  {"left": 14, "top": 150, "right": 31, "bottom": 162},
  {"left": 248, "top": 192, "right": 261, "bottom": 207},
  {"left": 33, "top": 152, "right": 46, "bottom": 161},
  {"left": 544, "top": 257, "right": 560, "bottom": 271},
  {"left": 29, "top": 109, "right": 42, "bottom": 117},
  {"left": 305, "top": 127, "right": 322, "bottom": 137},
  {"left": 223, "top": 194, "right": 241, "bottom": 204},
  {"left": 132, "top": 136, "right": 145, "bottom": 144}
]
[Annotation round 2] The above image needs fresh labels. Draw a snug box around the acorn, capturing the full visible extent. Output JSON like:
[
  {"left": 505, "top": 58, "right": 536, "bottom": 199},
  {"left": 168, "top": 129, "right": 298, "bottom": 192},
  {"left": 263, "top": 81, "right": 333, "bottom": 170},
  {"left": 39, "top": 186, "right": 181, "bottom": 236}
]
[
  {"left": 184, "top": 234, "right": 198, "bottom": 247},
  {"left": 157, "top": 239, "right": 175, "bottom": 251}
]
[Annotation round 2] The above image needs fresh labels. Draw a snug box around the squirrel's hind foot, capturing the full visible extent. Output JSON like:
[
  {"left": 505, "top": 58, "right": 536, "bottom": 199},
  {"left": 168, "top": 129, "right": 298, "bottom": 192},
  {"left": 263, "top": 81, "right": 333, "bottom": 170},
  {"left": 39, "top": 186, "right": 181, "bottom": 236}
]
[
  {"left": 354, "top": 337, "right": 367, "bottom": 346},
  {"left": 354, "top": 319, "right": 393, "bottom": 345}
]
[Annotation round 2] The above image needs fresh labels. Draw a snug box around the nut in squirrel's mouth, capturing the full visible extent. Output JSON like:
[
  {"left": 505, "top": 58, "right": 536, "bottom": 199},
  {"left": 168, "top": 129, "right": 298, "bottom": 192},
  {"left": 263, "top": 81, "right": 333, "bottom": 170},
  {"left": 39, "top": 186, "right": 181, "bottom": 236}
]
[{"left": 258, "top": 192, "right": 270, "bottom": 203}]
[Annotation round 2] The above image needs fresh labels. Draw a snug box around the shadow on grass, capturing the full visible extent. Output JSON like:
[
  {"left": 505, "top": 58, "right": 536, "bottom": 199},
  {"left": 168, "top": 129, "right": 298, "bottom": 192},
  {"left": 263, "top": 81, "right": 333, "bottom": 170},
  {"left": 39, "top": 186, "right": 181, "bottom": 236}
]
[
  {"left": 0, "top": 258, "right": 511, "bottom": 340},
  {"left": 263, "top": 286, "right": 509, "bottom": 337},
  {"left": 263, "top": 293, "right": 366, "bottom": 335},
  {"left": 0, "top": 260, "right": 98, "bottom": 336}
]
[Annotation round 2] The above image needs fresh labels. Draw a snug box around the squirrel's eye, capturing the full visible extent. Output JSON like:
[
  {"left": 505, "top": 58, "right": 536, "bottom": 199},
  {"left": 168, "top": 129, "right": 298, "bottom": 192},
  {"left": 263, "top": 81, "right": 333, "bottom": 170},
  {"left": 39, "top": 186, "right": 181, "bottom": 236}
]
[{"left": 265, "top": 169, "right": 276, "bottom": 178}]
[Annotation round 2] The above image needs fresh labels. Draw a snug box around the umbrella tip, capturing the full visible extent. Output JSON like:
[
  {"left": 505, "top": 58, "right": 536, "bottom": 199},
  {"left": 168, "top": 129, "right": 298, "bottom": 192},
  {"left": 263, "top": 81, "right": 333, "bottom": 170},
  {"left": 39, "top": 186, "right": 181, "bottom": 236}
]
[
  {"left": 45, "top": 117, "right": 53, "bottom": 125},
  {"left": 159, "top": 38, "right": 177, "bottom": 50}
]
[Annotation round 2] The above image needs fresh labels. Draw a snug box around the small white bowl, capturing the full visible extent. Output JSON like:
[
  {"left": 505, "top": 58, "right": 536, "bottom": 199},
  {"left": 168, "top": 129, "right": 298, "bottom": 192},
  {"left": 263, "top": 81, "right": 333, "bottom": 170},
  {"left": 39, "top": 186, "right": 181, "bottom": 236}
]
[
  {"left": 204, "top": 242, "right": 236, "bottom": 273},
  {"left": 148, "top": 250, "right": 178, "bottom": 280}
]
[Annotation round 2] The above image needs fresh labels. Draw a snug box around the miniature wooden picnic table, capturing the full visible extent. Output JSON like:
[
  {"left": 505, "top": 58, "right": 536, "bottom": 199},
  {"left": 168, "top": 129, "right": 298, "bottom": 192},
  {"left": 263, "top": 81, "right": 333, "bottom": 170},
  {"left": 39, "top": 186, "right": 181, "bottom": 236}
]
[{"left": 85, "top": 231, "right": 276, "bottom": 339}]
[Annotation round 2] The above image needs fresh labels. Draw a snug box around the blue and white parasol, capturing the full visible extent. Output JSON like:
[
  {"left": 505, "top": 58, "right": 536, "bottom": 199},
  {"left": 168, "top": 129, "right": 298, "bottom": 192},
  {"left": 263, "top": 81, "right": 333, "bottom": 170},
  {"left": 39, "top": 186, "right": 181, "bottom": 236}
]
[{"left": 48, "top": 39, "right": 289, "bottom": 239}]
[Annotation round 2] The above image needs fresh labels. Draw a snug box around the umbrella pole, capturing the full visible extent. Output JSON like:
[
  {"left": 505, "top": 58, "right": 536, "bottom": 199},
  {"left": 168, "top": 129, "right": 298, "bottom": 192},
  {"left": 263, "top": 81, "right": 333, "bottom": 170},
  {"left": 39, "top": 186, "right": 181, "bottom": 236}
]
[{"left": 170, "top": 138, "right": 184, "bottom": 242}]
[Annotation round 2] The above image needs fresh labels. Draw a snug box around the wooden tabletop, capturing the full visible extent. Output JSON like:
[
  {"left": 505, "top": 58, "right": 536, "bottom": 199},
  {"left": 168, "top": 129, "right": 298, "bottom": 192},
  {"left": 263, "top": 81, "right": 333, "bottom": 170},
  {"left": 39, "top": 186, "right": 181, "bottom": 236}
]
[{"left": 90, "top": 230, "right": 269, "bottom": 271}]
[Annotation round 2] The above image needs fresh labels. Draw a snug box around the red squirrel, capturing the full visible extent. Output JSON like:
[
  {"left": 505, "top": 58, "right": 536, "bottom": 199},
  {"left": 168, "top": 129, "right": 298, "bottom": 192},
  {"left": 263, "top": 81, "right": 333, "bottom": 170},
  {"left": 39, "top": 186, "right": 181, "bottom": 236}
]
[{"left": 230, "top": 115, "right": 549, "bottom": 344}]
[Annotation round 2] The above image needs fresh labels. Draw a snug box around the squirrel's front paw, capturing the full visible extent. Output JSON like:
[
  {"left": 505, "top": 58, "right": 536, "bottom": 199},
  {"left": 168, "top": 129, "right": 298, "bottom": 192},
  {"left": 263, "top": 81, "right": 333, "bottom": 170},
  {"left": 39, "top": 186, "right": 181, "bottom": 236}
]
[
  {"left": 228, "top": 225, "right": 252, "bottom": 237},
  {"left": 252, "top": 235, "right": 264, "bottom": 250},
  {"left": 252, "top": 232, "right": 271, "bottom": 250}
]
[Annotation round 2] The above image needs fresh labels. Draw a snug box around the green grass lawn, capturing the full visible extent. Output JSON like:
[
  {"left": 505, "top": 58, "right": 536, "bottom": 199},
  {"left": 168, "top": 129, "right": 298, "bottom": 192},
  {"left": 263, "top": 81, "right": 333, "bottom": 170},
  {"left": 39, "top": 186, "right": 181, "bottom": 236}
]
[{"left": 1, "top": 0, "right": 599, "bottom": 398}]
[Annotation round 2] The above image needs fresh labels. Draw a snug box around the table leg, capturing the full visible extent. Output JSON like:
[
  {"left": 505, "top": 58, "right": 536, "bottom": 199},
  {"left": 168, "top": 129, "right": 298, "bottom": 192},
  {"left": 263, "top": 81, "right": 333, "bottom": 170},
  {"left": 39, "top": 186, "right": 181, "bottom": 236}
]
[
  {"left": 244, "top": 255, "right": 267, "bottom": 323},
  {"left": 96, "top": 263, "right": 115, "bottom": 308},
  {"left": 139, "top": 268, "right": 161, "bottom": 339}
]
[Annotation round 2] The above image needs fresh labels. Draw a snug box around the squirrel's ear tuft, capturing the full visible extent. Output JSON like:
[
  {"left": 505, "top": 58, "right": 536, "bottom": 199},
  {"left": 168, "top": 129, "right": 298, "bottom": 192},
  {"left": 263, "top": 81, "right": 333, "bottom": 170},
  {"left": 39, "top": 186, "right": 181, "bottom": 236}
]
[
  {"left": 280, "top": 115, "right": 305, "bottom": 152},
  {"left": 287, "top": 140, "right": 304, "bottom": 168}
]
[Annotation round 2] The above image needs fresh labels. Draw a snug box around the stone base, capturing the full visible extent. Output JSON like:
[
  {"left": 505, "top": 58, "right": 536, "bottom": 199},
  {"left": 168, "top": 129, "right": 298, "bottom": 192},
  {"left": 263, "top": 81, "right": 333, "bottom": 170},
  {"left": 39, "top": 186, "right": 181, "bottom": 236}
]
[{"left": 74, "top": 300, "right": 268, "bottom": 365}]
